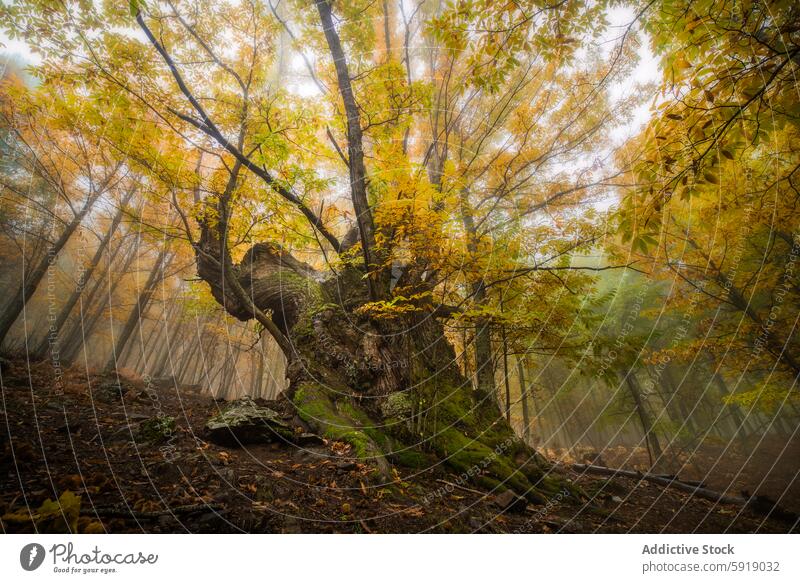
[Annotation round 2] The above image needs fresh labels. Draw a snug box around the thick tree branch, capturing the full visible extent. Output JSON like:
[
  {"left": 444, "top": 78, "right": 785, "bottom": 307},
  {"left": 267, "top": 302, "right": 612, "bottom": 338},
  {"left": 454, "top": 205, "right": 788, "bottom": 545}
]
[
  {"left": 134, "top": 10, "right": 342, "bottom": 253},
  {"left": 315, "top": 0, "right": 382, "bottom": 299}
]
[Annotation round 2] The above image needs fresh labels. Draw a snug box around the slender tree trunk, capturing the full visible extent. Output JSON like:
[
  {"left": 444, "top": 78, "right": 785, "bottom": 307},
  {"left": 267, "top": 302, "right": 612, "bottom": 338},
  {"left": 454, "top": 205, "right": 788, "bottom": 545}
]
[
  {"left": 220, "top": 348, "right": 241, "bottom": 399},
  {"left": 103, "top": 248, "right": 169, "bottom": 373},
  {"left": 540, "top": 366, "right": 570, "bottom": 449},
  {"left": 62, "top": 238, "right": 138, "bottom": 362},
  {"left": 207, "top": 353, "right": 226, "bottom": 393},
  {"left": 176, "top": 334, "right": 201, "bottom": 385},
  {"left": 248, "top": 350, "right": 258, "bottom": 397},
  {"left": 126, "top": 316, "right": 157, "bottom": 371},
  {"left": 152, "top": 297, "right": 186, "bottom": 377},
  {"left": 624, "top": 372, "right": 663, "bottom": 469},
  {"left": 153, "top": 330, "right": 175, "bottom": 377},
  {"left": 33, "top": 189, "right": 134, "bottom": 359},
  {"left": 501, "top": 325, "right": 511, "bottom": 423},
  {"left": 316, "top": 0, "right": 384, "bottom": 299},
  {"left": 459, "top": 326, "right": 474, "bottom": 389},
  {"left": 707, "top": 359, "right": 753, "bottom": 441},
  {"left": 0, "top": 189, "right": 103, "bottom": 347},
  {"left": 458, "top": 187, "right": 495, "bottom": 398},
  {"left": 662, "top": 364, "right": 700, "bottom": 435},
  {"left": 517, "top": 357, "right": 531, "bottom": 443},
  {"left": 255, "top": 335, "right": 266, "bottom": 397},
  {"left": 195, "top": 336, "right": 219, "bottom": 391},
  {"left": 381, "top": 0, "right": 391, "bottom": 58}
]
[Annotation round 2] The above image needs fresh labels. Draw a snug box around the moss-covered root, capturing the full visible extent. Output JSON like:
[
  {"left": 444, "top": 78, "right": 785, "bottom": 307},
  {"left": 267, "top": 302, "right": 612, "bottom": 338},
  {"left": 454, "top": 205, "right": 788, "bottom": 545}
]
[
  {"left": 413, "top": 381, "right": 581, "bottom": 503},
  {"left": 431, "top": 424, "right": 587, "bottom": 505},
  {"left": 293, "top": 382, "right": 391, "bottom": 476},
  {"left": 432, "top": 428, "right": 562, "bottom": 503}
]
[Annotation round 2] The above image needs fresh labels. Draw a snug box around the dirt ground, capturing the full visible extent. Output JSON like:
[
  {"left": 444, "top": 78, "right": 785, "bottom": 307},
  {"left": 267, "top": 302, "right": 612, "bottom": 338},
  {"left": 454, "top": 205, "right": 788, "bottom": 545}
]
[{"left": 1, "top": 358, "right": 797, "bottom": 533}]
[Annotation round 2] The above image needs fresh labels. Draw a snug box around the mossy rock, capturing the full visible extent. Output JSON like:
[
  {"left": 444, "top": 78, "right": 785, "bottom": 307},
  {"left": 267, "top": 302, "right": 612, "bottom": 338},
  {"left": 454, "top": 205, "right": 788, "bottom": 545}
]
[{"left": 205, "top": 400, "right": 294, "bottom": 446}]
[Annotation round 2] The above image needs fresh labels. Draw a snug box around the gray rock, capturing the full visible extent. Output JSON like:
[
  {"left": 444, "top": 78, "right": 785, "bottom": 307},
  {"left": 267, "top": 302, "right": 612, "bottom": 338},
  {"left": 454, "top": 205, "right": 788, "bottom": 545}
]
[{"left": 205, "top": 399, "right": 294, "bottom": 446}]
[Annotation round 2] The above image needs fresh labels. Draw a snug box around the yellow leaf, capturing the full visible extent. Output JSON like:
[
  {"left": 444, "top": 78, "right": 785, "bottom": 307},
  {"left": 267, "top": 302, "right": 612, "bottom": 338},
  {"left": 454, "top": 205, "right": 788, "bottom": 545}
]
[{"left": 36, "top": 491, "right": 81, "bottom": 533}]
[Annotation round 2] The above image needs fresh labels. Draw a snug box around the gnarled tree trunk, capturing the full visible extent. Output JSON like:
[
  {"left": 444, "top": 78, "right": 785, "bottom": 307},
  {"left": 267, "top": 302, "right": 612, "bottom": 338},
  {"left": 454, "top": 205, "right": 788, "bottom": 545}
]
[{"left": 194, "top": 227, "right": 573, "bottom": 503}]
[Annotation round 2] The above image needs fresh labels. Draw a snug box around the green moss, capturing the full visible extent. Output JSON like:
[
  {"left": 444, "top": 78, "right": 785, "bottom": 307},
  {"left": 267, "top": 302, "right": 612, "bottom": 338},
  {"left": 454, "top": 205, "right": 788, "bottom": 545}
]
[
  {"left": 432, "top": 427, "right": 553, "bottom": 503},
  {"left": 293, "top": 383, "right": 388, "bottom": 469},
  {"left": 389, "top": 449, "right": 431, "bottom": 469},
  {"left": 294, "top": 383, "right": 345, "bottom": 432}
]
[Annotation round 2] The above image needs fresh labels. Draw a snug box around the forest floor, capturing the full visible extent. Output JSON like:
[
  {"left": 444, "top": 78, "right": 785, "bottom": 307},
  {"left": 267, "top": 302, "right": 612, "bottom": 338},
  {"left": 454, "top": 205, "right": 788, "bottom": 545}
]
[{"left": 1, "top": 357, "right": 797, "bottom": 534}]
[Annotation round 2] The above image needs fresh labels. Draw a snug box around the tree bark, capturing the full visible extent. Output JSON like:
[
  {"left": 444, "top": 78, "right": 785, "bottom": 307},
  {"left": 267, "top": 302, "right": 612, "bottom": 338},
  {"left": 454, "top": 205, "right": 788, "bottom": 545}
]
[{"left": 255, "top": 334, "right": 267, "bottom": 397}]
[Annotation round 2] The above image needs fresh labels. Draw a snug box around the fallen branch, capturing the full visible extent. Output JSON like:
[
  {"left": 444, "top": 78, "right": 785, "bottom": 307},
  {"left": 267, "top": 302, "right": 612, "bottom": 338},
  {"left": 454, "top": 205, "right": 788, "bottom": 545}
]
[
  {"left": 571, "top": 463, "right": 797, "bottom": 525},
  {"left": 91, "top": 503, "right": 222, "bottom": 520},
  {"left": 649, "top": 473, "right": 708, "bottom": 489},
  {"left": 571, "top": 464, "right": 746, "bottom": 505}
]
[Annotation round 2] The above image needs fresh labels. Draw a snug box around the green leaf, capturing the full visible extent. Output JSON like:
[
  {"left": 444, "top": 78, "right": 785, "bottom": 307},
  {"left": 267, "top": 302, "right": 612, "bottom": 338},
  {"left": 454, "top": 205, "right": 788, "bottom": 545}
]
[{"left": 129, "top": 0, "right": 146, "bottom": 17}]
